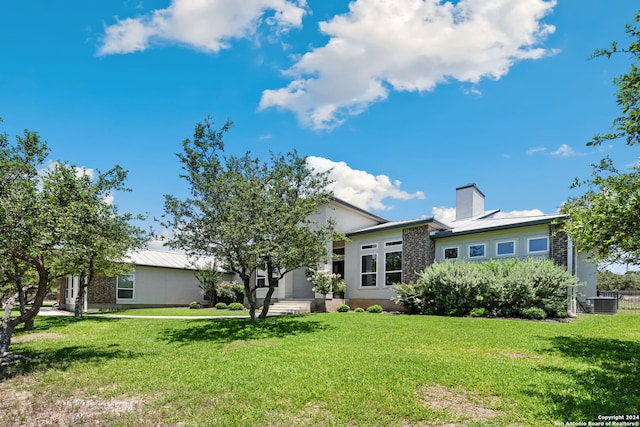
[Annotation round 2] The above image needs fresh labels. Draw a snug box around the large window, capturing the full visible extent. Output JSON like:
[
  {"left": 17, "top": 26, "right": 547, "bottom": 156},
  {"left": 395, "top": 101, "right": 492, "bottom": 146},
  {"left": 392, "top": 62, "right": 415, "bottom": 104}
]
[
  {"left": 117, "top": 274, "right": 134, "bottom": 299},
  {"left": 361, "top": 254, "right": 377, "bottom": 287},
  {"left": 496, "top": 240, "right": 515, "bottom": 256},
  {"left": 528, "top": 237, "right": 549, "bottom": 254},
  {"left": 385, "top": 251, "right": 402, "bottom": 286},
  {"left": 256, "top": 269, "right": 266, "bottom": 288},
  {"left": 443, "top": 247, "right": 459, "bottom": 260},
  {"left": 468, "top": 243, "right": 486, "bottom": 259}
]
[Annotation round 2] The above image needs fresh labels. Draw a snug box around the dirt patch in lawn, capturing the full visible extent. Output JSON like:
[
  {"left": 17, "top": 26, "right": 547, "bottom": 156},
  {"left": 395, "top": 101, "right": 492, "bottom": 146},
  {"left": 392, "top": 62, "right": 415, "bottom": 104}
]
[
  {"left": 416, "top": 385, "right": 503, "bottom": 425},
  {"left": 11, "top": 332, "right": 64, "bottom": 344},
  {"left": 0, "top": 384, "right": 149, "bottom": 427}
]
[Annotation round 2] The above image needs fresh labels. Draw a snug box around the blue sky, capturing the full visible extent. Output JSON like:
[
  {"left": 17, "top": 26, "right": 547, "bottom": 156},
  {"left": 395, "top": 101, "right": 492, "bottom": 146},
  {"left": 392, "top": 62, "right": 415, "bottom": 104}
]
[{"left": 1, "top": 1, "right": 638, "bottom": 244}]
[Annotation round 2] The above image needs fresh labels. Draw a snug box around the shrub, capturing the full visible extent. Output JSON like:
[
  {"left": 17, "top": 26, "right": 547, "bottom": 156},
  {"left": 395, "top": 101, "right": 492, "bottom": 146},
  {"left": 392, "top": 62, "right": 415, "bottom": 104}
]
[
  {"left": 227, "top": 302, "right": 245, "bottom": 311},
  {"left": 367, "top": 305, "right": 383, "bottom": 313},
  {"left": 522, "top": 307, "right": 546, "bottom": 320},
  {"left": 354, "top": 307, "right": 365, "bottom": 313},
  {"left": 470, "top": 307, "right": 487, "bottom": 317},
  {"left": 410, "top": 258, "right": 579, "bottom": 318},
  {"left": 216, "top": 281, "right": 244, "bottom": 305},
  {"left": 336, "top": 304, "right": 350, "bottom": 312},
  {"left": 391, "top": 282, "right": 422, "bottom": 314},
  {"left": 215, "top": 302, "right": 228, "bottom": 310},
  {"left": 189, "top": 301, "right": 201, "bottom": 310}
]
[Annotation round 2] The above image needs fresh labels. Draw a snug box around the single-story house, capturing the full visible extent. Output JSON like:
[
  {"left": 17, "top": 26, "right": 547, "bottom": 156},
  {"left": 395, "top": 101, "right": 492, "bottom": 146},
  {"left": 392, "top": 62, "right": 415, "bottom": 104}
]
[
  {"left": 57, "top": 250, "right": 235, "bottom": 311},
  {"left": 59, "top": 184, "right": 596, "bottom": 314},
  {"left": 265, "top": 183, "right": 596, "bottom": 312}
]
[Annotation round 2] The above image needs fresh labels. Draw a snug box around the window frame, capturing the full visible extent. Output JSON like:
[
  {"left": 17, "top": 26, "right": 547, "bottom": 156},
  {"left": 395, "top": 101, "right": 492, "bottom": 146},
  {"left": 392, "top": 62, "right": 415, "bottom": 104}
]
[
  {"left": 527, "top": 236, "right": 549, "bottom": 254},
  {"left": 361, "top": 253, "right": 378, "bottom": 287},
  {"left": 384, "top": 250, "right": 402, "bottom": 286},
  {"left": 443, "top": 246, "right": 459, "bottom": 260},
  {"left": 116, "top": 273, "right": 135, "bottom": 300},
  {"left": 467, "top": 243, "right": 487, "bottom": 259},
  {"left": 495, "top": 240, "right": 516, "bottom": 257},
  {"left": 361, "top": 243, "right": 378, "bottom": 250}
]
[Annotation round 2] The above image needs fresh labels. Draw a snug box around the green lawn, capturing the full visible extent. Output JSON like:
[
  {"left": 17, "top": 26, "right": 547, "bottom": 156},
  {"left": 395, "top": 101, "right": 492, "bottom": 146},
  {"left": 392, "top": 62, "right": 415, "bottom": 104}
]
[
  {"left": 2, "top": 313, "right": 639, "bottom": 426},
  {"left": 90, "top": 307, "right": 250, "bottom": 317}
]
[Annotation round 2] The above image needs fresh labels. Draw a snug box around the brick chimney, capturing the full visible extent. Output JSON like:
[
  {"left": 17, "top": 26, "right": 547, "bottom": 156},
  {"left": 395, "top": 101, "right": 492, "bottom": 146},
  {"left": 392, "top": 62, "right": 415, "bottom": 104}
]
[{"left": 455, "top": 183, "right": 485, "bottom": 221}]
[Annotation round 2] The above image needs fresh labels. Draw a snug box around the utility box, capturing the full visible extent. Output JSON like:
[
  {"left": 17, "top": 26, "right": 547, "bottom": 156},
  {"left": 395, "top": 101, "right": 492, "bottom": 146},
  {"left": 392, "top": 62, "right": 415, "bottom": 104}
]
[{"left": 587, "top": 297, "right": 618, "bottom": 314}]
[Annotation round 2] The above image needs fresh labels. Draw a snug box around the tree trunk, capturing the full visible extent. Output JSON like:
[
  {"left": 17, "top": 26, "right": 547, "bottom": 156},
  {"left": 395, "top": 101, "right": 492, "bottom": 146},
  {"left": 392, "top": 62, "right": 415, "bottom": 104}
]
[
  {"left": 74, "top": 283, "right": 85, "bottom": 318},
  {"left": 0, "top": 320, "right": 15, "bottom": 355},
  {"left": 259, "top": 286, "right": 275, "bottom": 319},
  {"left": 242, "top": 277, "right": 258, "bottom": 324},
  {"left": 17, "top": 279, "right": 34, "bottom": 331}
]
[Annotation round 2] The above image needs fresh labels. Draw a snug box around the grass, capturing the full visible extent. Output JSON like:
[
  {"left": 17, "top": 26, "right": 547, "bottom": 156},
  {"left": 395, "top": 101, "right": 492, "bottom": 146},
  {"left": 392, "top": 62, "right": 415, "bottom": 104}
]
[
  {"left": 2, "top": 313, "right": 639, "bottom": 426},
  {"left": 91, "top": 307, "right": 250, "bottom": 317}
]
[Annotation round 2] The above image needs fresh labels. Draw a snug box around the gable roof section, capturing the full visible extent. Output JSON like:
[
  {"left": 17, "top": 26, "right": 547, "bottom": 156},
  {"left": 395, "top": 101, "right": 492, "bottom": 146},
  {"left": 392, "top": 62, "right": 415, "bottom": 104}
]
[
  {"left": 347, "top": 217, "right": 449, "bottom": 237},
  {"left": 331, "top": 197, "right": 389, "bottom": 224},
  {"left": 431, "top": 213, "right": 565, "bottom": 239}
]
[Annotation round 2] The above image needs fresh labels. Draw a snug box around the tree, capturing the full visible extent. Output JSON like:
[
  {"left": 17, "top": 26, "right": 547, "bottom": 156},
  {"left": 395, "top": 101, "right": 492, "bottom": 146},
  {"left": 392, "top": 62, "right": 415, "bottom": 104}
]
[
  {"left": 0, "top": 118, "right": 147, "bottom": 362},
  {"left": 306, "top": 269, "right": 346, "bottom": 312},
  {"left": 162, "top": 117, "right": 339, "bottom": 323},
  {"left": 561, "top": 10, "right": 640, "bottom": 265},
  {"left": 194, "top": 262, "right": 223, "bottom": 305}
]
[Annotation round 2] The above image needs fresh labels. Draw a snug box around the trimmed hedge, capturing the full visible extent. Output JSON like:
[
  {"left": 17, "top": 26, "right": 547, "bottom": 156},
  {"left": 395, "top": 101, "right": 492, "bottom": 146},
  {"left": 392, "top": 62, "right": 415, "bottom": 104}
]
[{"left": 393, "top": 258, "right": 579, "bottom": 318}]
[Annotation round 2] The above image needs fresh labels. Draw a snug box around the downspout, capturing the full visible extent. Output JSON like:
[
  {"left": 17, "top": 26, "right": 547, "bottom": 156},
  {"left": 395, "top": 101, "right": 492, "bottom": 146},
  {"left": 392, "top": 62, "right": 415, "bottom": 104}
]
[{"left": 567, "top": 238, "right": 577, "bottom": 318}]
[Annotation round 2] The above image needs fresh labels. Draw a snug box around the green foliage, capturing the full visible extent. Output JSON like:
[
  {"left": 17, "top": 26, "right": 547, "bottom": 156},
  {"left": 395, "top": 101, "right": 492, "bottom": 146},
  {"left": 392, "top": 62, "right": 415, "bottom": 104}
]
[
  {"left": 391, "top": 282, "right": 422, "bottom": 314},
  {"left": 597, "top": 270, "right": 640, "bottom": 290},
  {"left": 470, "top": 307, "right": 488, "bottom": 317},
  {"left": 407, "top": 259, "right": 578, "bottom": 318},
  {"left": 367, "top": 305, "right": 383, "bottom": 313},
  {"left": 189, "top": 302, "right": 201, "bottom": 310},
  {"left": 215, "top": 302, "right": 228, "bottom": 310},
  {"left": 561, "top": 11, "right": 640, "bottom": 265},
  {"left": 227, "top": 302, "right": 245, "bottom": 311},
  {"left": 522, "top": 307, "right": 546, "bottom": 320},
  {"left": 354, "top": 307, "right": 365, "bottom": 313},
  {"left": 195, "top": 264, "right": 223, "bottom": 304},
  {"left": 215, "top": 281, "right": 244, "bottom": 305},
  {"left": 161, "top": 116, "right": 341, "bottom": 321},
  {"left": 336, "top": 304, "right": 350, "bottom": 312}
]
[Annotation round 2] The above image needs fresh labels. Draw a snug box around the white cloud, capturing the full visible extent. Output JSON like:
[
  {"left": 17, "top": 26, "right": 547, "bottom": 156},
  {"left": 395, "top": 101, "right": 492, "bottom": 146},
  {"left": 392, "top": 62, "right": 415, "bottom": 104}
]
[
  {"left": 147, "top": 229, "right": 179, "bottom": 252},
  {"left": 551, "top": 143, "right": 581, "bottom": 158},
  {"left": 433, "top": 207, "right": 545, "bottom": 220},
  {"left": 98, "top": 0, "right": 308, "bottom": 55},
  {"left": 493, "top": 209, "right": 544, "bottom": 218},
  {"left": 526, "top": 146, "right": 547, "bottom": 155},
  {"left": 260, "top": 0, "right": 556, "bottom": 130},
  {"left": 432, "top": 206, "right": 456, "bottom": 220},
  {"left": 306, "top": 156, "right": 425, "bottom": 211}
]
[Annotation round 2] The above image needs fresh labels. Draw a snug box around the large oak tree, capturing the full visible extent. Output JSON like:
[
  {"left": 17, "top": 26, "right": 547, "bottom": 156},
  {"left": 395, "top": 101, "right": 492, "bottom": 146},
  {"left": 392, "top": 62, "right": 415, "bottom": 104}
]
[{"left": 162, "top": 117, "right": 339, "bottom": 322}]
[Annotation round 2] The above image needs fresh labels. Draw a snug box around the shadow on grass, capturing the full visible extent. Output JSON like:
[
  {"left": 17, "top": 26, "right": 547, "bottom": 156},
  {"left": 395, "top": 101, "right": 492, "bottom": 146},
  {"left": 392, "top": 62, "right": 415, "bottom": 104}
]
[
  {"left": 157, "top": 315, "right": 331, "bottom": 345},
  {"left": 533, "top": 336, "right": 640, "bottom": 421},
  {"left": 2, "top": 317, "right": 134, "bottom": 381}
]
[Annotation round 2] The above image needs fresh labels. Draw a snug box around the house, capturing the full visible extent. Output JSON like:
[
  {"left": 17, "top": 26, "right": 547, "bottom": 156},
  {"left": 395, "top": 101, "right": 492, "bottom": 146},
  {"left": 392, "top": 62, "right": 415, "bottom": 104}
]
[
  {"left": 59, "top": 184, "right": 596, "bottom": 314},
  {"left": 271, "top": 183, "right": 596, "bottom": 313},
  {"left": 57, "top": 250, "right": 236, "bottom": 311}
]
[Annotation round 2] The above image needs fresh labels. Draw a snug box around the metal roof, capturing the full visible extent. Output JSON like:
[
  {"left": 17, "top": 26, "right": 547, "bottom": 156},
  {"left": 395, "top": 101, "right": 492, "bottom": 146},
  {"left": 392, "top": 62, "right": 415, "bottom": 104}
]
[
  {"left": 431, "top": 213, "right": 566, "bottom": 239},
  {"left": 124, "top": 250, "right": 219, "bottom": 271},
  {"left": 346, "top": 217, "right": 449, "bottom": 237}
]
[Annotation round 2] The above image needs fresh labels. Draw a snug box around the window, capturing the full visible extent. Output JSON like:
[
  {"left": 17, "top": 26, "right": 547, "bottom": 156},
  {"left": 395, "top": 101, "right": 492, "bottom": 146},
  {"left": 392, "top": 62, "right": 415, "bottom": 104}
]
[
  {"left": 256, "top": 269, "right": 266, "bottom": 287},
  {"left": 528, "top": 237, "right": 549, "bottom": 253},
  {"left": 385, "top": 251, "right": 402, "bottom": 286},
  {"left": 443, "top": 247, "right": 459, "bottom": 260},
  {"left": 496, "top": 240, "right": 515, "bottom": 256},
  {"left": 468, "top": 243, "right": 486, "bottom": 258},
  {"left": 117, "top": 274, "right": 134, "bottom": 299},
  {"left": 385, "top": 240, "right": 403, "bottom": 247},
  {"left": 361, "top": 254, "right": 377, "bottom": 287},
  {"left": 361, "top": 243, "right": 378, "bottom": 250}
]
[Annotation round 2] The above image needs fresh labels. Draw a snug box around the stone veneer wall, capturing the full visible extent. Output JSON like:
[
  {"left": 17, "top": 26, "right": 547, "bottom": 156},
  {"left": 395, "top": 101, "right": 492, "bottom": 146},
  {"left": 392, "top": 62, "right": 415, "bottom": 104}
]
[
  {"left": 88, "top": 277, "right": 117, "bottom": 305},
  {"left": 550, "top": 225, "right": 568, "bottom": 269},
  {"left": 402, "top": 225, "right": 435, "bottom": 284}
]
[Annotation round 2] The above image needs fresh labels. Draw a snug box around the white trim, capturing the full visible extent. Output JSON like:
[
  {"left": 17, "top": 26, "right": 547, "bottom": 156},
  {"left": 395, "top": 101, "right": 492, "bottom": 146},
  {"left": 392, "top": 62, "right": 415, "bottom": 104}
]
[
  {"left": 495, "top": 240, "right": 516, "bottom": 257},
  {"left": 527, "top": 236, "right": 549, "bottom": 254},
  {"left": 360, "top": 253, "right": 377, "bottom": 287},
  {"left": 443, "top": 246, "right": 459, "bottom": 260},
  {"left": 116, "top": 273, "right": 135, "bottom": 301},
  {"left": 468, "top": 243, "right": 487, "bottom": 259},
  {"left": 384, "top": 249, "right": 402, "bottom": 286}
]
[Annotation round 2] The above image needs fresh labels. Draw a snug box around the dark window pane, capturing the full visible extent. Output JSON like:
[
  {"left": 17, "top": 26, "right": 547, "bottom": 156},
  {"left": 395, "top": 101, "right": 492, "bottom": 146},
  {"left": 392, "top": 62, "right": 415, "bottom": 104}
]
[
  {"left": 469, "top": 244, "right": 485, "bottom": 258},
  {"left": 385, "top": 272, "right": 402, "bottom": 286},
  {"left": 385, "top": 251, "right": 402, "bottom": 271},
  {"left": 361, "top": 274, "right": 376, "bottom": 287},
  {"left": 362, "top": 254, "right": 377, "bottom": 273},
  {"left": 497, "top": 241, "right": 514, "bottom": 255},
  {"left": 529, "top": 237, "right": 548, "bottom": 252},
  {"left": 117, "top": 289, "right": 133, "bottom": 299},
  {"left": 444, "top": 248, "right": 458, "bottom": 259}
]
